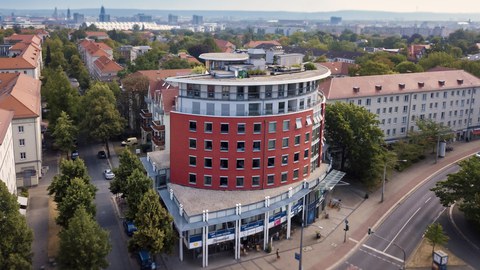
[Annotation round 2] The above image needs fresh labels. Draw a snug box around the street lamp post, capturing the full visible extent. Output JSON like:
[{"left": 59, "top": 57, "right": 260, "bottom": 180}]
[
  {"left": 368, "top": 228, "right": 406, "bottom": 270},
  {"left": 380, "top": 159, "right": 407, "bottom": 203}
]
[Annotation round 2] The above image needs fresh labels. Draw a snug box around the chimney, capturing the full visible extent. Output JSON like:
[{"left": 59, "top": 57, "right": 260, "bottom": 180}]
[{"left": 418, "top": 82, "right": 424, "bottom": 87}]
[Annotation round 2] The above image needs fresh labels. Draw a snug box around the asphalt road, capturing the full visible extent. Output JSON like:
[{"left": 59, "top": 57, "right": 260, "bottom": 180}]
[
  {"left": 337, "top": 165, "right": 461, "bottom": 270},
  {"left": 81, "top": 142, "right": 135, "bottom": 270}
]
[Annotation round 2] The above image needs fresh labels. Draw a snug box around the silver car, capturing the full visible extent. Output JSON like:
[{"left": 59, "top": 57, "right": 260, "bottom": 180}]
[{"left": 104, "top": 169, "right": 115, "bottom": 180}]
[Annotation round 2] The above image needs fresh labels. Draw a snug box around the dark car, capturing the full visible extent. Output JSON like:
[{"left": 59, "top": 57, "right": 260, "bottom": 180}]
[
  {"left": 123, "top": 220, "right": 137, "bottom": 237},
  {"left": 71, "top": 150, "right": 79, "bottom": 160},
  {"left": 137, "top": 250, "right": 156, "bottom": 270},
  {"left": 97, "top": 150, "right": 107, "bottom": 159}
]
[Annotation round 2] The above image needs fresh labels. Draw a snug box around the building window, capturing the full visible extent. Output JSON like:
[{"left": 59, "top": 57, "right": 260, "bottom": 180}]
[
  {"left": 282, "top": 154, "right": 288, "bottom": 166},
  {"left": 207, "top": 85, "right": 215, "bottom": 98},
  {"left": 252, "top": 158, "right": 260, "bottom": 169},
  {"left": 220, "top": 123, "right": 229, "bottom": 134},
  {"left": 305, "top": 132, "right": 310, "bottom": 142},
  {"left": 304, "top": 149, "right": 309, "bottom": 159},
  {"left": 253, "top": 141, "right": 261, "bottom": 151},
  {"left": 283, "top": 120, "right": 290, "bottom": 131},
  {"left": 204, "top": 175, "right": 212, "bottom": 186},
  {"left": 204, "top": 140, "right": 213, "bottom": 151},
  {"left": 18, "top": 126, "right": 24, "bottom": 133},
  {"left": 189, "top": 121, "right": 197, "bottom": 131},
  {"left": 236, "top": 177, "right": 244, "bottom": 187},
  {"left": 366, "top": 98, "right": 371, "bottom": 105},
  {"left": 220, "top": 141, "right": 229, "bottom": 151},
  {"left": 220, "top": 176, "right": 228, "bottom": 187},
  {"left": 294, "top": 135, "right": 300, "bottom": 145},
  {"left": 189, "top": 156, "right": 196, "bottom": 166},
  {"left": 267, "top": 174, "right": 274, "bottom": 185},
  {"left": 220, "top": 159, "right": 228, "bottom": 169},
  {"left": 268, "top": 122, "right": 277, "bottom": 133},
  {"left": 19, "top": 139, "right": 25, "bottom": 146},
  {"left": 237, "top": 123, "right": 246, "bottom": 134},
  {"left": 189, "top": 138, "right": 196, "bottom": 149},
  {"left": 237, "top": 141, "right": 245, "bottom": 152},
  {"left": 303, "top": 166, "right": 309, "bottom": 176},
  {"left": 253, "top": 123, "right": 262, "bottom": 133},
  {"left": 236, "top": 159, "right": 245, "bottom": 169},
  {"left": 295, "top": 118, "right": 302, "bottom": 129},
  {"left": 282, "top": 137, "right": 289, "bottom": 148},
  {"left": 252, "top": 176, "right": 260, "bottom": 187},
  {"left": 189, "top": 173, "right": 196, "bottom": 184},
  {"left": 267, "top": 157, "right": 275, "bottom": 167},
  {"left": 281, "top": 172, "right": 288, "bottom": 183},
  {"left": 294, "top": 152, "right": 299, "bottom": 162},
  {"left": 20, "top": 152, "right": 26, "bottom": 159},
  {"left": 306, "top": 116, "right": 313, "bottom": 126},
  {"left": 268, "top": 139, "right": 276, "bottom": 150},
  {"left": 204, "top": 158, "right": 212, "bottom": 168},
  {"left": 293, "top": 169, "right": 299, "bottom": 179},
  {"left": 204, "top": 122, "right": 213, "bottom": 133}
]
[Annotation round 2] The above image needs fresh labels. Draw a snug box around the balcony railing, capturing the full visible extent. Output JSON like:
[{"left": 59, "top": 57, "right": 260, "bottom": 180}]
[
  {"left": 141, "top": 122, "right": 152, "bottom": 133},
  {"left": 151, "top": 121, "right": 165, "bottom": 132},
  {"left": 140, "top": 109, "right": 152, "bottom": 119},
  {"left": 152, "top": 136, "right": 165, "bottom": 148}
]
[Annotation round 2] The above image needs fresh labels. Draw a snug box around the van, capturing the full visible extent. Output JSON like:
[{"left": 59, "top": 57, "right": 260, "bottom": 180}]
[
  {"left": 121, "top": 137, "right": 138, "bottom": 146},
  {"left": 137, "top": 250, "right": 156, "bottom": 270}
]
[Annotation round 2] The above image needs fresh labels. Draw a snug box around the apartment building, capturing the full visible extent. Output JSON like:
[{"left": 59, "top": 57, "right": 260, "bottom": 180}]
[
  {"left": 0, "top": 109, "right": 17, "bottom": 194},
  {"left": 321, "top": 70, "right": 480, "bottom": 142},
  {"left": 0, "top": 73, "right": 42, "bottom": 187},
  {"left": 0, "top": 34, "right": 43, "bottom": 79},
  {"left": 140, "top": 52, "right": 345, "bottom": 267}
]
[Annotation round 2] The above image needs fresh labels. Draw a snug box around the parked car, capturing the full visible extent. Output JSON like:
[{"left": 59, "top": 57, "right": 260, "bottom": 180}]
[
  {"left": 123, "top": 220, "right": 137, "bottom": 237},
  {"left": 121, "top": 137, "right": 138, "bottom": 146},
  {"left": 137, "top": 250, "right": 156, "bottom": 270},
  {"left": 97, "top": 150, "right": 107, "bottom": 159},
  {"left": 71, "top": 150, "right": 79, "bottom": 160},
  {"left": 476, "top": 151, "right": 480, "bottom": 158},
  {"left": 103, "top": 169, "right": 115, "bottom": 180}
]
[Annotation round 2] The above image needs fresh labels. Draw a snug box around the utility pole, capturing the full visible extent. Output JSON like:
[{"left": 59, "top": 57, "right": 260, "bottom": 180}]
[{"left": 343, "top": 219, "right": 349, "bottom": 243}]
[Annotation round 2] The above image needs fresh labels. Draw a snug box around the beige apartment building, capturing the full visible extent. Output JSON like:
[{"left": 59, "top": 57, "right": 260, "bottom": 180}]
[
  {"left": 321, "top": 70, "right": 480, "bottom": 142},
  {"left": 0, "top": 109, "right": 17, "bottom": 194}
]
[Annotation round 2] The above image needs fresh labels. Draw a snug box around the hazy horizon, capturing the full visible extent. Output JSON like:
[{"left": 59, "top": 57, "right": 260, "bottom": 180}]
[{"left": 1, "top": 0, "right": 480, "bottom": 14}]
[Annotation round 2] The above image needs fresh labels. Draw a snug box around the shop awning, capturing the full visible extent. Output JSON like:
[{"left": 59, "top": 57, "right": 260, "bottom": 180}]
[{"left": 472, "top": 129, "right": 480, "bottom": 135}]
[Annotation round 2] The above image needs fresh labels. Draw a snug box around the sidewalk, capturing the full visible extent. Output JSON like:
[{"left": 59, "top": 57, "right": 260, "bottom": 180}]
[{"left": 159, "top": 140, "right": 480, "bottom": 270}]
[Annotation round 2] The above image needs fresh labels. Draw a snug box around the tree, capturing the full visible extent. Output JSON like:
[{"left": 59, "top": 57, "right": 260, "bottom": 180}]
[
  {"left": 410, "top": 119, "right": 452, "bottom": 154},
  {"left": 424, "top": 223, "right": 449, "bottom": 255},
  {"left": 110, "top": 148, "right": 144, "bottom": 196},
  {"left": 351, "top": 60, "right": 393, "bottom": 76},
  {"left": 324, "top": 102, "right": 386, "bottom": 186},
  {"left": 160, "top": 58, "right": 191, "bottom": 69},
  {"left": 431, "top": 157, "right": 480, "bottom": 226},
  {"left": 45, "top": 45, "right": 52, "bottom": 67},
  {"left": 0, "top": 181, "right": 33, "bottom": 269},
  {"left": 418, "top": 52, "right": 456, "bottom": 71},
  {"left": 57, "top": 207, "right": 111, "bottom": 270},
  {"left": 125, "top": 169, "right": 153, "bottom": 220},
  {"left": 56, "top": 177, "right": 97, "bottom": 227},
  {"left": 52, "top": 111, "right": 78, "bottom": 159},
  {"left": 394, "top": 61, "right": 424, "bottom": 73},
  {"left": 80, "top": 83, "right": 125, "bottom": 157},
  {"left": 48, "top": 158, "right": 91, "bottom": 204},
  {"left": 120, "top": 75, "right": 149, "bottom": 131},
  {"left": 128, "top": 189, "right": 175, "bottom": 255}
]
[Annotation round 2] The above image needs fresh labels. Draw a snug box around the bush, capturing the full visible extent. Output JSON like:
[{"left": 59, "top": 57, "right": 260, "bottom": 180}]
[
  {"left": 304, "top": 62, "right": 317, "bottom": 70},
  {"left": 247, "top": 69, "right": 266, "bottom": 76}
]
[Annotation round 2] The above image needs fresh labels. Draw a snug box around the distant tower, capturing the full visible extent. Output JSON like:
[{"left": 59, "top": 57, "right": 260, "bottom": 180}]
[
  {"left": 53, "top": 7, "right": 58, "bottom": 20},
  {"left": 99, "top": 5, "right": 110, "bottom": 22},
  {"left": 67, "top": 8, "right": 71, "bottom": 21}
]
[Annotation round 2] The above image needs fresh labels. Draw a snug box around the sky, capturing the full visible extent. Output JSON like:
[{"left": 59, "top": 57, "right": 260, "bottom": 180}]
[{"left": 1, "top": 0, "right": 480, "bottom": 13}]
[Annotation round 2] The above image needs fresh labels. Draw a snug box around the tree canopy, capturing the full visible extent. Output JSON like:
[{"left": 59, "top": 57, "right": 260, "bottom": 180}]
[
  {"left": 324, "top": 102, "right": 386, "bottom": 186},
  {"left": 56, "top": 177, "right": 97, "bottom": 228},
  {"left": 424, "top": 223, "right": 449, "bottom": 254},
  {"left": 124, "top": 169, "right": 153, "bottom": 220},
  {"left": 431, "top": 157, "right": 480, "bottom": 226},
  {"left": 57, "top": 207, "right": 111, "bottom": 270},
  {"left": 52, "top": 111, "right": 78, "bottom": 158},
  {"left": 128, "top": 189, "right": 175, "bottom": 255},
  {"left": 48, "top": 158, "right": 91, "bottom": 204},
  {"left": 0, "top": 181, "right": 33, "bottom": 269},
  {"left": 110, "top": 149, "right": 144, "bottom": 196}
]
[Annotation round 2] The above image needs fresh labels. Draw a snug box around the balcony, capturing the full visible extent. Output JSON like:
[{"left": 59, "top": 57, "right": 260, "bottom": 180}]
[
  {"left": 152, "top": 136, "right": 165, "bottom": 149},
  {"left": 141, "top": 122, "right": 152, "bottom": 133},
  {"left": 140, "top": 109, "right": 152, "bottom": 119},
  {"left": 151, "top": 121, "right": 165, "bottom": 132}
]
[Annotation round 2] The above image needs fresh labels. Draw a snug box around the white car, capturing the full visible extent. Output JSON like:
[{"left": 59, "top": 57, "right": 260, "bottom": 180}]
[
  {"left": 104, "top": 169, "right": 115, "bottom": 180},
  {"left": 476, "top": 151, "right": 480, "bottom": 158}
]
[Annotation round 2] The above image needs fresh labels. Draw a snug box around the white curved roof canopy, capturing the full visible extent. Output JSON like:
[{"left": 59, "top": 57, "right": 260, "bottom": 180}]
[{"left": 199, "top": 53, "right": 249, "bottom": 62}]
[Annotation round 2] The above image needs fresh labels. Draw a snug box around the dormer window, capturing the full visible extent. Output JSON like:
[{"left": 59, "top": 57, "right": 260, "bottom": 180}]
[
  {"left": 438, "top": 80, "right": 445, "bottom": 86},
  {"left": 353, "top": 86, "right": 360, "bottom": 92},
  {"left": 375, "top": 85, "right": 382, "bottom": 91},
  {"left": 398, "top": 83, "right": 405, "bottom": 89},
  {"left": 457, "top": 79, "right": 464, "bottom": 85},
  {"left": 418, "top": 82, "right": 424, "bottom": 87}
]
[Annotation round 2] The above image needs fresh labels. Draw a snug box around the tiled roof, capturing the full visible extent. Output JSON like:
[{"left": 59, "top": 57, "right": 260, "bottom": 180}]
[
  {"left": 85, "top": 31, "right": 109, "bottom": 38},
  {"left": 214, "top": 39, "right": 235, "bottom": 53},
  {"left": 133, "top": 69, "right": 192, "bottom": 98},
  {"left": 318, "top": 62, "right": 355, "bottom": 76},
  {"left": 323, "top": 70, "right": 480, "bottom": 100},
  {"left": 0, "top": 108, "right": 14, "bottom": 145},
  {"left": 0, "top": 73, "right": 41, "bottom": 119},
  {"left": 244, "top": 40, "right": 280, "bottom": 48},
  {"left": 158, "top": 84, "right": 179, "bottom": 113},
  {"left": 178, "top": 52, "right": 201, "bottom": 64},
  {"left": 94, "top": 55, "right": 123, "bottom": 73},
  {"left": 5, "top": 34, "right": 41, "bottom": 46}
]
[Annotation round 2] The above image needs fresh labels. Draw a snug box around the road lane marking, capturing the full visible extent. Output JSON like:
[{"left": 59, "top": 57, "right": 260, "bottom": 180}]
[
  {"left": 425, "top": 197, "right": 431, "bottom": 204},
  {"left": 361, "top": 244, "right": 404, "bottom": 263},
  {"left": 349, "top": 238, "right": 359, "bottom": 243},
  {"left": 384, "top": 207, "right": 421, "bottom": 252},
  {"left": 433, "top": 207, "right": 446, "bottom": 222}
]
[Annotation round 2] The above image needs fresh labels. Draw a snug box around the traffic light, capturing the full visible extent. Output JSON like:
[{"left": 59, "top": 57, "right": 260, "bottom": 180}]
[{"left": 344, "top": 224, "right": 349, "bottom": 231}]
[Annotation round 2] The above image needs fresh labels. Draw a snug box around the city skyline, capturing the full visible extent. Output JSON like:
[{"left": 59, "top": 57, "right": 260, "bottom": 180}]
[{"left": 1, "top": 0, "right": 480, "bottom": 14}]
